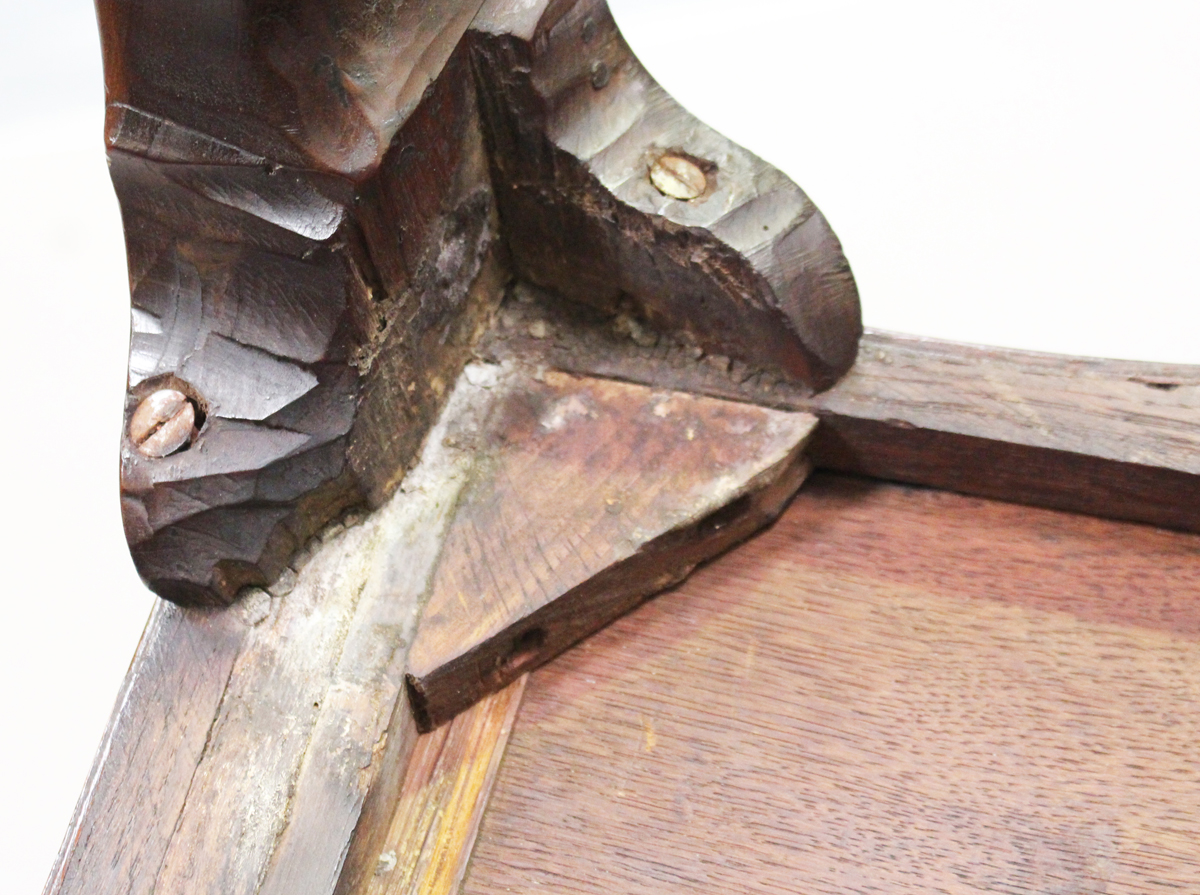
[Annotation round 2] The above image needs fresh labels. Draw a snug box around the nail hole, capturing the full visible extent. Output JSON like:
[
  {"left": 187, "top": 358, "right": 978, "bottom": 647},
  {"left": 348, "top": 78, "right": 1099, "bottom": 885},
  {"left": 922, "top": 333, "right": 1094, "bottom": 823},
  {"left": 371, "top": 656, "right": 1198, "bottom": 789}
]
[
  {"left": 502, "top": 627, "right": 547, "bottom": 674},
  {"left": 1131, "top": 377, "right": 1181, "bottom": 391}
]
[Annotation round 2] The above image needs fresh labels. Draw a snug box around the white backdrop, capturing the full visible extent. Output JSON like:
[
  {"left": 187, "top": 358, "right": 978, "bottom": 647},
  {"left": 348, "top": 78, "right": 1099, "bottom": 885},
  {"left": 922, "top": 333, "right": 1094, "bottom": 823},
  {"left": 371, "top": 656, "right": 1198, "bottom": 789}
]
[{"left": 1, "top": 1, "right": 1196, "bottom": 891}]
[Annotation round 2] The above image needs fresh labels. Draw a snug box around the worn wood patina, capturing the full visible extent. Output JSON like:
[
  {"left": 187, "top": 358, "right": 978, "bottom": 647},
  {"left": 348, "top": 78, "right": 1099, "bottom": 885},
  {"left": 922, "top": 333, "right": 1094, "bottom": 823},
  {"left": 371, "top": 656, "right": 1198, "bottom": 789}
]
[{"left": 45, "top": 1, "right": 1200, "bottom": 893}]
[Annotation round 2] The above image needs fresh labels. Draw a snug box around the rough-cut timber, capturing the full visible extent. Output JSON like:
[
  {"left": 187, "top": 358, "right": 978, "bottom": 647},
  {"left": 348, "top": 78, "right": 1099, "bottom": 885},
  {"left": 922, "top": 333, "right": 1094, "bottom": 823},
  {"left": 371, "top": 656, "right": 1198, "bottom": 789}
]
[
  {"left": 463, "top": 473, "right": 1200, "bottom": 894},
  {"left": 100, "top": 0, "right": 861, "bottom": 605},
  {"left": 407, "top": 368, "right": 818, "bottom": 730}
]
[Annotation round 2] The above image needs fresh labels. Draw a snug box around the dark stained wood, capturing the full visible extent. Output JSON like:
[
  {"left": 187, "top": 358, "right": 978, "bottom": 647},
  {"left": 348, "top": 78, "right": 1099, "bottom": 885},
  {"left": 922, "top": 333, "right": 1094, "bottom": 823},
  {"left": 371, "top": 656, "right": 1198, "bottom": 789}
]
[
  {"left": 471, "top": 0, "right": 861, "bottom": 390},
  {"left": 100, "top": 0, "right": 861, "bottom": 606},
  {"left": 44, "top": 602, "right": 248, "bottom": 895},
  {"left": 463, "top": 472, "right": 1200, "bottom": 893},
  {"left": 111, "top": 41, "right": 506, "bottom": 605},
  {"left": 343, "top": 678, "right": 527, "bottom": 895},
  {"left": 407, "top": 369, "right": 817, "bottom": 730},
  {"left": 68, "top": 0, "right": 1200, "bottom": 889},
  {"left": 806, "top": 331, "right": 1200, "bottom": 533}
]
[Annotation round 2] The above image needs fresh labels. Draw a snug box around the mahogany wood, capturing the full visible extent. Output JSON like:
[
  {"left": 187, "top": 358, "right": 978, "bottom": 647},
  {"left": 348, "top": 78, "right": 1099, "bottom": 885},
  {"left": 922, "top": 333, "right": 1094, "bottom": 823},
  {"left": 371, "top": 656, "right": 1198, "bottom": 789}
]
[
  {"left": 463, "top": 472, "right": 1200, "bottom": 893},
  {"left": 807, "top": 332, "right": 1200, "bottom": 533},
  {"left": 55, "top": 0, "right": 1200, "bottom": 890}
]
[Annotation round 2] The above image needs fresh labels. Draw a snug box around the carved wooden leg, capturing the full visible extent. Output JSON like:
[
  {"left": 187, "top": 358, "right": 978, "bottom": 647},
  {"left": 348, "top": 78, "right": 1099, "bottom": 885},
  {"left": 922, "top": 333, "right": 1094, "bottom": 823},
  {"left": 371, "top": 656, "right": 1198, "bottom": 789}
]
[{"left": 105, "top": 0, "right": 861, "bottom": 606}]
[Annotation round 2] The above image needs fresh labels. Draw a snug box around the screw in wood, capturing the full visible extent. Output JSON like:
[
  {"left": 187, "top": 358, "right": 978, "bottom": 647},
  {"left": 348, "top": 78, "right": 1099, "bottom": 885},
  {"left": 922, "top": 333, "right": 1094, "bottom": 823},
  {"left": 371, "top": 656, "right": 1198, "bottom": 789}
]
[
  {"left": 589, "top": 60, "right": 611, "bottom": 90},
  {"left": 129, "top": 389, "right": 197, "bottom": 458},
  {"left": 650, "top": 154, "right": 708, "bottom": 201}
]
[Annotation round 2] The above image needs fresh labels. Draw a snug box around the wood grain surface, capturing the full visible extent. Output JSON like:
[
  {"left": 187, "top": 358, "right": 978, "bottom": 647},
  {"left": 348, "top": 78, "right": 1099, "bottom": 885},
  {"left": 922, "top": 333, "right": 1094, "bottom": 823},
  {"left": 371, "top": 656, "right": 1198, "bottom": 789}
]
[
  {"left": 485, "top": 299, "right": 1200, "bottom": 534},
  {"left": 346, "top": 678, "right": 526, "bottom": 895},
  {"left": 100, "top": 0, "right": 862, "bottom": 606},
  {"left": 407, "top": 368, "right": 816, "bottom": 729},
  {"left": 48, "top": 357, "right": 815, "bottom": 894},
  {"left": 807, "top": 332, "right": 1200, "bottom": 534},
  {"left": 463, "top": 472, "right": 1200, "bottom": 894},
  {"left": 471, "top": 0, "right": 861, "bottom": 389}
]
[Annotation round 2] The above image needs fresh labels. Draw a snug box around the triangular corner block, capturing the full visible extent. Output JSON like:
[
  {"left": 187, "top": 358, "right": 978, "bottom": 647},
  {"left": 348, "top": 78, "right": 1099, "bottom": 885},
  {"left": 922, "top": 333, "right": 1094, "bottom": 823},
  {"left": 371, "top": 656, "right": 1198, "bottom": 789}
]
[{"left": 406, "top": 368, "right": 816, "bottom": 730}]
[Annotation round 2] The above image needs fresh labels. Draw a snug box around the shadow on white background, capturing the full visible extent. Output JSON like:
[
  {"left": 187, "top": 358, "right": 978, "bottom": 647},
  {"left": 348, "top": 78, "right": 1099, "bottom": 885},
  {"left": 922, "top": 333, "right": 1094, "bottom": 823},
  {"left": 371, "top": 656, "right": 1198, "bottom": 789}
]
[{"left": 1, "top": 2, "right": 1196, "bottom": 892}]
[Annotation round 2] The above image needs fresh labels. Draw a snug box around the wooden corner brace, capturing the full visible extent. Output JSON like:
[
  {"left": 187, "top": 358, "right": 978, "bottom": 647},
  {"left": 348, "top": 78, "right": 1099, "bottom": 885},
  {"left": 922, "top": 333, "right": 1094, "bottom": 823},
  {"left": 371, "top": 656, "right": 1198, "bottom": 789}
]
[
  {"left": 112, "top": 0, "right": 859, "bottom": 608},
  {"left": 47, "top": 1, "right": 1200, "bottom": 893},
  {"left": 107, "top": 0, "right": 861, "bottom": 736}
]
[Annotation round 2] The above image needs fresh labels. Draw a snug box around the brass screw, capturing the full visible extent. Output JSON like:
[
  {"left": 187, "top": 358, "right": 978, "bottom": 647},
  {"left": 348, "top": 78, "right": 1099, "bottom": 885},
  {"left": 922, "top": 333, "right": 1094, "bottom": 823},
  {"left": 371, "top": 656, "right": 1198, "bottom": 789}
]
[
  {"left": 590, "top": 61, "right": 611, "bottom": 90},
  {"left": 650, "top": 154, "right": 707, "bottom": 201},
  {"left": 129, "top": 389, "right": 197, "bottom": 458}
]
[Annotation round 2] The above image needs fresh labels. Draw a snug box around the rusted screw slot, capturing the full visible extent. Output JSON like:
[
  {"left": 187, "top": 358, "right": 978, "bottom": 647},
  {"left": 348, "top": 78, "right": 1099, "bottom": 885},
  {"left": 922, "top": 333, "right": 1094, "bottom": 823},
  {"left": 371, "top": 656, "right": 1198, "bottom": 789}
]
[
  {"left": 650, "top": 154, "right": 708, "bottom": 200},
  {"left": 130, "top": 389, "right": 198, "bottom": 458}
]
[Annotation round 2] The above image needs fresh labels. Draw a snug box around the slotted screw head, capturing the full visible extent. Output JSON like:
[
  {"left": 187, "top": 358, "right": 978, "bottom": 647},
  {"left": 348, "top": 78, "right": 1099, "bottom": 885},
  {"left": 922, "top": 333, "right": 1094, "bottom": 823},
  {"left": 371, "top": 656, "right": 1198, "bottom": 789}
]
[
  {"left": 650, "top": 154, "right": 707, "bottom": 201},
  {"left": 590, "top": 60, "right": 611, "bottom": 90},
  {"left": 130, "top": 389, "right": 196, "bottom": 458}
]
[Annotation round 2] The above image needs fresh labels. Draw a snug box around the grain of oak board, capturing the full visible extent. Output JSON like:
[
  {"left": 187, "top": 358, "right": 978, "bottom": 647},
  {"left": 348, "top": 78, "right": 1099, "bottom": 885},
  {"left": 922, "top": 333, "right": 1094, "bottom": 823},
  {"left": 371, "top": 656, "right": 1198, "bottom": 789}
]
[{"left": 462, "top": 472, "right": 1200, "bottom": 894}]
